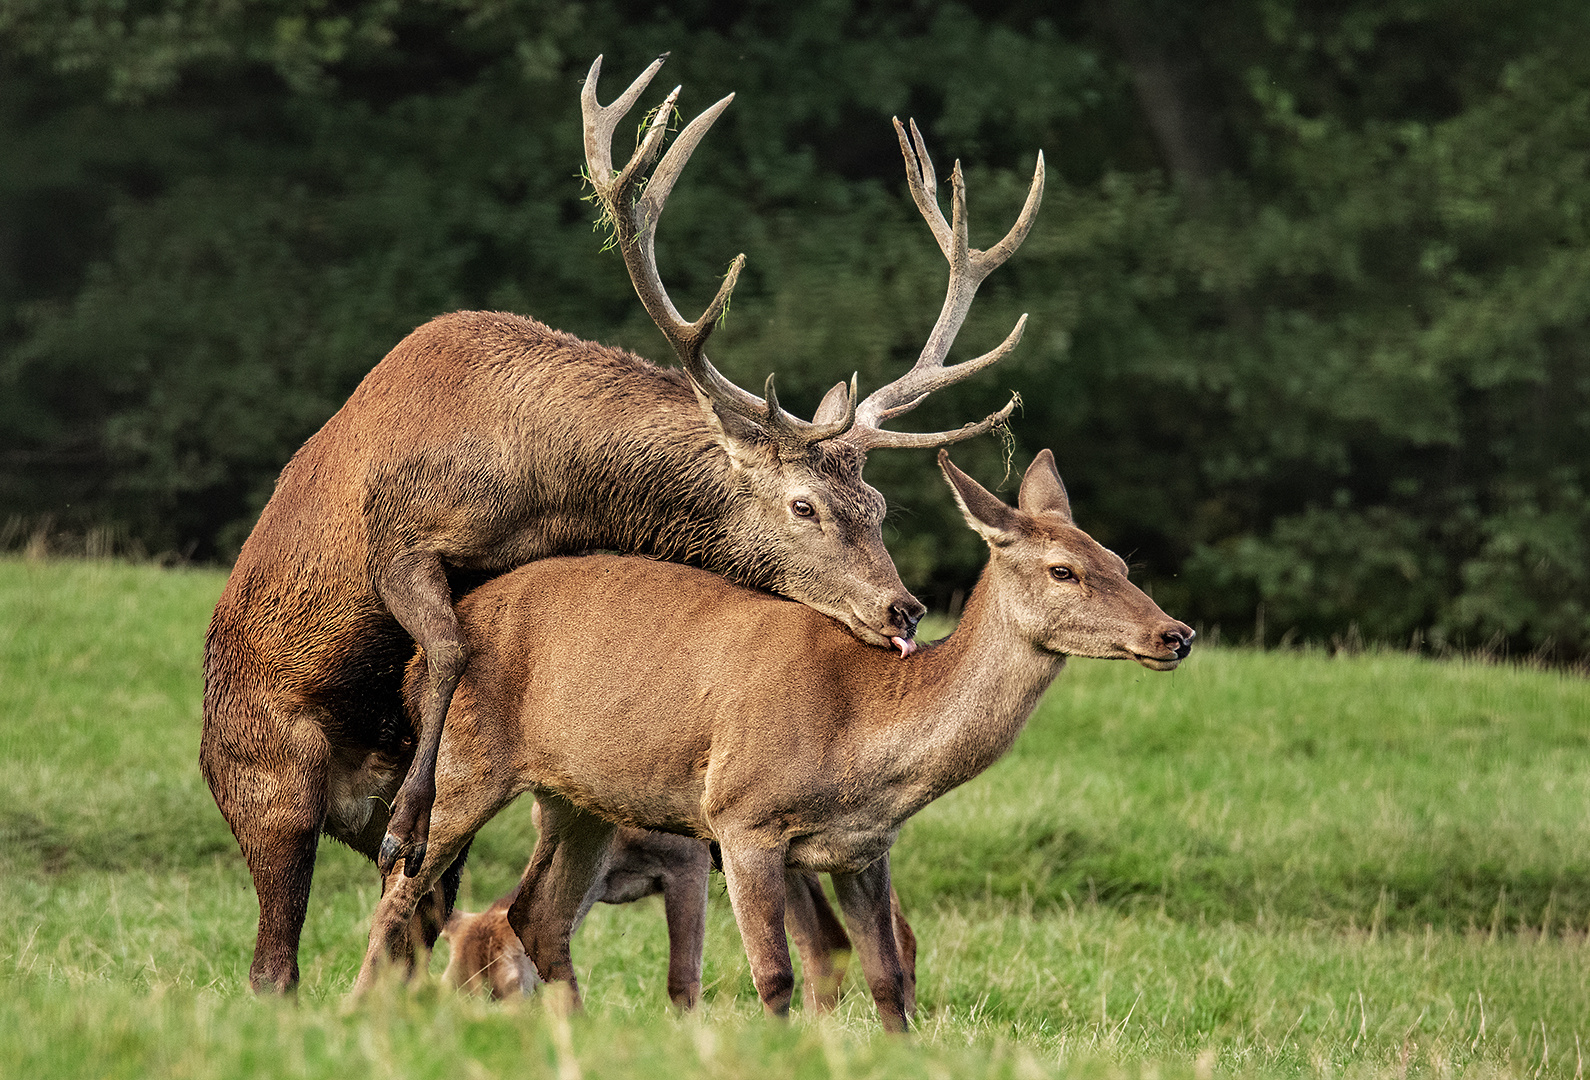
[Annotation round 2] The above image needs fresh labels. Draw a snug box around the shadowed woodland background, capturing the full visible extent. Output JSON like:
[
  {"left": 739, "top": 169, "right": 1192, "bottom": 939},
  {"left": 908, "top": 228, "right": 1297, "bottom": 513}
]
[{"left": 1, "top": 0, "right": 1587, "bottom": 660}]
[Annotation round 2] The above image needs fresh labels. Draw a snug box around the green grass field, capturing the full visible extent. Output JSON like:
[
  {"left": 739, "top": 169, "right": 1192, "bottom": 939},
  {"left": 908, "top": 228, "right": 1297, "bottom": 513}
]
[{"left": 2, "top": 558, "right": 1588, "bottom": 1078}]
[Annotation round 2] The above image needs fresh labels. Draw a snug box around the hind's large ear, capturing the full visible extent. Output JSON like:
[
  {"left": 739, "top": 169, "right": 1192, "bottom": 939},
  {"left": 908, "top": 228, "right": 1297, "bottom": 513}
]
[
  {"left": 1018, "top": 449, "right": 1072, "bottom": 523},
  {"left": 940, "top": 450, "right": 1021, "bottom": 543}
]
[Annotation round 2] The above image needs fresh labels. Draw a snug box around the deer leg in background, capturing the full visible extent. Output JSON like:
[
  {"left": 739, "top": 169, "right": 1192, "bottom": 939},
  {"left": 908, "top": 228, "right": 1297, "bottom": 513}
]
[
  {"left": 199, "top": 691, "right": 328, "bottom": 994},
  {"left": 403, "top": 841, "right": 474, "bottom": 969},
  {"left": 830, "top": 857, "right": 910, "bottom": 1033},
  {"left": 660, "top": 841, "right": 711, "bottom": 1008},
  {"left": 890, "top": 886, "right": 919, "bottom": 1018},
  {"left": 718, "top": 838, "right": 795, "bottom": 1018},
  {"left": 374, "top": 549, "right": 468, "bottom": 877},
  {"left": 784, "top": 871, "right": 852, "bottom": 1010},
  {"left": 505, "top": 794, "right": 618, "bottom": 1008}
]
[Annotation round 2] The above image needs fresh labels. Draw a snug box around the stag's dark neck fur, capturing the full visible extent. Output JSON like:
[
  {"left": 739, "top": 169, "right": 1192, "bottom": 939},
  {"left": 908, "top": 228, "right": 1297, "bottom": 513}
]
[{"left": 427, "top": 311, "right": 866, "bottom": 594}]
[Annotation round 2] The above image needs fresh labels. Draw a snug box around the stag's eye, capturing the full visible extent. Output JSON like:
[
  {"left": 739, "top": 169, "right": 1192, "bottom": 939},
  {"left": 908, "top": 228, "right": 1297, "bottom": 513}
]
[
  {"left": 791, "top": 499, "right": 816, "bottom": 519},
  {"left": 1049, "top": 565, "right": 1076, "bottom": 582}
]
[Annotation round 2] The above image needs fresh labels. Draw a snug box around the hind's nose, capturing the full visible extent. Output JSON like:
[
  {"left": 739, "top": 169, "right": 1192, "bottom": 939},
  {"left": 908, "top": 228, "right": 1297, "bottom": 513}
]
[{"left": 1161, "top": 626, "right": 1195, "bottom": 659}]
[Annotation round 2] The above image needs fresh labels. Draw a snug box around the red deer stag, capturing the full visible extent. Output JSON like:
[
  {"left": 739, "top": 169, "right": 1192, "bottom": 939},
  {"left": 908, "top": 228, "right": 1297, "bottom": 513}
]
[
  {"left": 353, "top": 450, "right": 1194, "bottom": 1031},
  {"left": 443, "top": 815, "right": 916, "bottom": 1012},
  {"left": 200, "top": 53, "right": 1044, "bottom": 993}
]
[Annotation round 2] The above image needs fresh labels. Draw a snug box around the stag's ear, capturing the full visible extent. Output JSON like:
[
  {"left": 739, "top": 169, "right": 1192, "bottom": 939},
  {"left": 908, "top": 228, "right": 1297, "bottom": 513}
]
[
  {"left": 1017, "top": 449, "right": 1072, "bottom": 523},
  {"left": 690, "top": 380, "right": 778, "bottom": 470},
  {"left": 811, "top": 379, "right": 854, "bottom": 426},
  {"left": 940, "top": 450, "right": 1021, "bottom": 543}
]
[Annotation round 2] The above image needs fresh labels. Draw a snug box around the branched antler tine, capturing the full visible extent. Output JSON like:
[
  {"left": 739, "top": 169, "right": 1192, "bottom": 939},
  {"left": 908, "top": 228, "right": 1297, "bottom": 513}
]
[
  {"left": 635, "top": 93, "right": 734, "bottom": 245},
  {"left": 850, "top": 394, "right": 1019, "bottom": 451},
  {"left": 984, "top": 151, "right": 1046, "bottom": 267},
  {"left": 581, "top": 54, "right": 668, "bottom": 186},
  {"left": 949, "top": 159, "right": 970, "bottom": 274},
  {"left": 872, "top": 394, "right": 929, "bottom": 424},
  {"left": 613, "top": 85, "right": 682, "bottom": 197},
  {"left": 895, "top": 118, "right": 952, "bottom": 259},
  {"left": 678, "top": 256, "right": 767, "bottom": 421},
  {"left": 857, "top": 315, "right": 1028, "bottom": 427},
  {"left": 761, "top": 373, "right": 811, "bottom": 441}
]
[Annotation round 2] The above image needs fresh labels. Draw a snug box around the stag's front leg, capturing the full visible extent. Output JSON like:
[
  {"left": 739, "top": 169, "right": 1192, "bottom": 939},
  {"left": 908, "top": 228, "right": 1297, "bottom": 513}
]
[
  {"left": 505, "top": 794, "right": 618, "bottom": 1007},
  {"left": 374, "top": 549, "right": 467, "bottom": 877},
  {"left": 830, "top": 855, "right": 910, "bottom": 1033},
  {"left": 718, "top": 837, "right": 795, "bottom": 1018}
]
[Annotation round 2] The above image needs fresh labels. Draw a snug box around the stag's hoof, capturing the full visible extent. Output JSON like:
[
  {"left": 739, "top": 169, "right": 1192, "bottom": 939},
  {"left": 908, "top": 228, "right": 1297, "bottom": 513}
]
[
  {"left": 378, "top": 832, "right": 428, "bottom": 877},
  {"left": 378, "top": 832, "right": 402, "bottom": 875},
  {"left": 378, "top": 832, "right": 428, "bottom": 876}
]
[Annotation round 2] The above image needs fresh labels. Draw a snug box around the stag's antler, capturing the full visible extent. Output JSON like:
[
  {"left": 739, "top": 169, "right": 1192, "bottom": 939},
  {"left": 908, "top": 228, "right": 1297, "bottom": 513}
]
[
  {"left": 839, "top": 118, "right": 1045, "bottom": 452},
  {"left": 581, "top": 55, "right": 857, "bottom": 446}
]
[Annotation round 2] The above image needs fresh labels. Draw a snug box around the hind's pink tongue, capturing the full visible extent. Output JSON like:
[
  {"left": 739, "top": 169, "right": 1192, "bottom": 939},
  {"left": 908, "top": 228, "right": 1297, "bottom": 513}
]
[{"left": 892, "top": 636, "right": 916, "bottom": 657}]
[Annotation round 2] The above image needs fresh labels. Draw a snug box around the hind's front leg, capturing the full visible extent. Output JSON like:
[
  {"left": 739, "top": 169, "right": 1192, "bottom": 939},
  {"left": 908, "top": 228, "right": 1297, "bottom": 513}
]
[
  {"left": 505, "top": 794, "right": 618, "bottom": 1007},
  {"left": 354, "top": 821, "right": 485, "bottom": 994},
  {"left": 830, "top": 855, "right": 910, "bottom": 1033},
  {"left": 717, "top": 834, "right": 794, "bottom": 1018},
  {"left": 353, "top": 738, "right": 512, "bottom": 995}
]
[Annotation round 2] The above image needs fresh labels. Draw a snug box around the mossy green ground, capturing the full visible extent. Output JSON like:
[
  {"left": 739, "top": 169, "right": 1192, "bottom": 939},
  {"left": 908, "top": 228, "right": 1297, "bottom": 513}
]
[{"left": 2, "top": 558, "right": 1587, "bottom": 1078}]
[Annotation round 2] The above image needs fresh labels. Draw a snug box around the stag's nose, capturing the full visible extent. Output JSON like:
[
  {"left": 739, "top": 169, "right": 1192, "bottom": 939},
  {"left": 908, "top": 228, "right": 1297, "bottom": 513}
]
[
  {"left": 1162, "top": 626, "right": 1196, "bottom": 659},
  {"left": 890, "top": 604, "right": 928, "bottom": 639},
  {"left": 890, "top": 601, "right": 924, "bottom": 640}
]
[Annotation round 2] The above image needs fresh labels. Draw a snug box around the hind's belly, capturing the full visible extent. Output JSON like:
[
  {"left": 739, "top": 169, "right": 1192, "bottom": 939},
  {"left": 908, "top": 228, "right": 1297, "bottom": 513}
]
[{"left": 784, "top": 823, "right": 901, "bottom": 875}]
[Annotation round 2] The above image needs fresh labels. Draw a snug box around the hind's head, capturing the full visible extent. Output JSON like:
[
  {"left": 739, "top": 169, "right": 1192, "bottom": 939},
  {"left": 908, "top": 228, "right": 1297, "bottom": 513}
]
[{"left": 940, "top": 449, "right": 1194, "bottom": 669}]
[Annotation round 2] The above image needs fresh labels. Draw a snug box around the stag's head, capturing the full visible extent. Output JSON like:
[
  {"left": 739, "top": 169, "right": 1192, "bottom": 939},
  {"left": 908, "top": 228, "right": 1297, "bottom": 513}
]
[
  {"left": 941, "top": 450, "right": 1194, "bottom": 670},
  {"left": 582, "top": 54, "right": 1046, "bottom": 654},
  {"left": 689, "top": 402, "right": 918, "bottom": 650}
]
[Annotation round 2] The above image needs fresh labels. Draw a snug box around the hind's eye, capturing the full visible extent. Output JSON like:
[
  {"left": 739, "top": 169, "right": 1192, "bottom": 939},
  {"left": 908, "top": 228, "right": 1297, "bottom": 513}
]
[
  {"left": 1050, "top": 566, "right": 1075, "bottom": 582},
  {"left": 792, "top": 499, "right": 815, "bottom": 518}
]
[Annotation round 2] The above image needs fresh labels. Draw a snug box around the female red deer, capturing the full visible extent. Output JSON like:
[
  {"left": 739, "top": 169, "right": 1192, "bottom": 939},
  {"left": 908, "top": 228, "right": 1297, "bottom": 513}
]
[
  {"left": 353, "top": 450, "right": 1193, "bottom": 1031},
  {"left": 200, "top": 54, "right": 1043, "bottom": 993}
]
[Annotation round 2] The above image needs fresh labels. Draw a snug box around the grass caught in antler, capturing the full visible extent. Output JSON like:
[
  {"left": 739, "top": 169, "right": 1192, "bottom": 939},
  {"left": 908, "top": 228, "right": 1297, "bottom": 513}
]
[{"left": 2, "top": 558, "right": 1587, "bottom": 1077}]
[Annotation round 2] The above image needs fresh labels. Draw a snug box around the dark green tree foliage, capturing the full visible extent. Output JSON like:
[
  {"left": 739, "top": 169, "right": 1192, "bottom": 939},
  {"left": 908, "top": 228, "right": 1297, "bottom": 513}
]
[{"left": 1, "top": 0, "right": 1586, "bottom": 658}]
